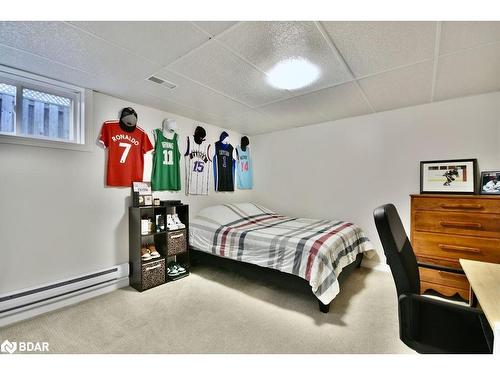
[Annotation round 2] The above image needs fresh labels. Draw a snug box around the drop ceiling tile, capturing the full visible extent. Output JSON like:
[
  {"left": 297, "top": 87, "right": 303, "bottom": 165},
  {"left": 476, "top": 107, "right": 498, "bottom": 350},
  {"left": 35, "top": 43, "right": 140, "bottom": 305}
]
[
  {"left": 358, "top": 60, "right": 433, "bottom": 112},
  {"left": 69, "top": 21, "right": 209, "bottom": 66},
  {"left": 192, "top": 21, "right": 238, "bottom": 37},
  {"left": 322, "top": 21, "right": 436, "bottom": 78},
  {"left": 169, "top": 40, "right": 291, "bottom": 107},
  {"left": 0, "top": 21, "right": 159, "bottom": 83},
  {"left": 257, "top": 81, "right": 372, "bottom": 129},
  {"left": 312, "top": 82, "right": 374, "bottom": 121},
  {"left": 440, "top": 21, "right": 500, "bottom": 54},
  {"left": 217, "top": 21, "right": 353, "bottom": 96},
  {"left": 0, "top": 44, "right": 97, "bottom": 89},
  {"left": 434, "top": 42, "right": 500, "bottom": 101},
  {"left": 135, "top": 68, "right": 255, "bottom": 119}
]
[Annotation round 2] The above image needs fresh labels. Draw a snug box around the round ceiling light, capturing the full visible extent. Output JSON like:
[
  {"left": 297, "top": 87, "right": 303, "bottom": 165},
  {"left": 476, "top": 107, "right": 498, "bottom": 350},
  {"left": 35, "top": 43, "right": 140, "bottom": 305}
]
[{"left": 266, "top": 58, "right": 320, "bottom": 90}]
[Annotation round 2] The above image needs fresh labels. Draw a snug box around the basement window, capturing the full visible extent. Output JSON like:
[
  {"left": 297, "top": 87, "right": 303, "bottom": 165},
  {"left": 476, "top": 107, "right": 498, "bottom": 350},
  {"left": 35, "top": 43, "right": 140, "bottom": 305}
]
[{"left": 0, "top": 66, "right": 90, "bottom": 151}]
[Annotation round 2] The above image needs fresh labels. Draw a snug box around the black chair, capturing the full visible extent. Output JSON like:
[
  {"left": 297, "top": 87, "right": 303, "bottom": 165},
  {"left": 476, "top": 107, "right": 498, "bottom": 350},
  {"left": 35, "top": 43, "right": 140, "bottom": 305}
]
[{"left": 373, "top": 203, "right": 493, "bottom": 354}]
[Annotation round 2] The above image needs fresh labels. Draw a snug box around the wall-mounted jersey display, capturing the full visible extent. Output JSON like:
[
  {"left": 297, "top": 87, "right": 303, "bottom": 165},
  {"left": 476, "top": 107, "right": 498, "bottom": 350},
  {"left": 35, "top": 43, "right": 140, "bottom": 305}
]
[
  {"left": 185, "top": 126, "right": 211, "bottom": 195},
  {"left": 236, "top": 136, "right": 253, "bottom": 189},
  {"left": 236, "top": 151, "right": 253, "bottom": 190},
  {"left": 213, "top": 131, "right": 235, "bottom": 192},
  {"left": 151, "top": 128, "right": 181, "bottom": 191},
  {"left": 99, "top": 116, "right": 153, "bottom": 187}
]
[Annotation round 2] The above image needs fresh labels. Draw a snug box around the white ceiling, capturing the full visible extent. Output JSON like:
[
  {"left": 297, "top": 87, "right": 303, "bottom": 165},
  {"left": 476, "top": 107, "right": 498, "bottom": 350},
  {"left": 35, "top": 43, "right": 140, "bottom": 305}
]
[{"left": 1, "top": 21, "right": 500, "bottom": 135}]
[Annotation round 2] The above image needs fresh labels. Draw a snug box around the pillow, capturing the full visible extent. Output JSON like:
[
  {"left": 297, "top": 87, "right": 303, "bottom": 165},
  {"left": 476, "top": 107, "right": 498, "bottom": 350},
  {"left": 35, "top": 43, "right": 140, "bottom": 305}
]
[{"left": 195, "top": 203, "right": 275, "bottom": 226}]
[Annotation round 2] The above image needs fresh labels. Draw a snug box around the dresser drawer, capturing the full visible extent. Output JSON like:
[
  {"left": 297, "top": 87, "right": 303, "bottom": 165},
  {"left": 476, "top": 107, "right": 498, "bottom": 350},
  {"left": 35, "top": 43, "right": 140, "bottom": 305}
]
[
  {"left": 412, "top": 196, "right": 500, "bottom": 214},
  {"left": 414, "top": 211, "right": 500, "bottom": 238},
  {"left": 419, "top": 267, "right": 469, "bottom": 289},
  {"left": 413, "top": 232, "right": 500, "bottom": 264},
  {"left": 419, "top": 267, "right": 470, "bottom": 301},
  {"left": 416, "top": 255, "right": 461, "bottom": 269}
]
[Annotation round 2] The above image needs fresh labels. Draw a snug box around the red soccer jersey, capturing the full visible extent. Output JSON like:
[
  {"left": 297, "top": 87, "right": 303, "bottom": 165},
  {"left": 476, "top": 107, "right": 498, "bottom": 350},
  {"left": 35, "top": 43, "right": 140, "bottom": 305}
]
[{"left": 99, "top": 121, "right": 153, "bottom": 187}]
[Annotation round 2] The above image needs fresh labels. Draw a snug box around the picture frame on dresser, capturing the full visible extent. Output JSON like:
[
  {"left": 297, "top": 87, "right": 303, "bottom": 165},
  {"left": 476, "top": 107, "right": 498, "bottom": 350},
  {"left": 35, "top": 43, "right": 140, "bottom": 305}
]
[
  {"left": 420, "top": 158, "right": 478, "bottom": 195},
  {"left": 479, "top": 171, "right": 500, "bottom": 195}
]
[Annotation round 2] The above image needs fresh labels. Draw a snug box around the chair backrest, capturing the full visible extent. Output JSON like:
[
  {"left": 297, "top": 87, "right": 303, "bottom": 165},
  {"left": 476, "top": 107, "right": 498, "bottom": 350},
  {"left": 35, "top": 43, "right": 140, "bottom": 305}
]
[{"left": 373, "top": 204, "right": 420, "bottom": 296}]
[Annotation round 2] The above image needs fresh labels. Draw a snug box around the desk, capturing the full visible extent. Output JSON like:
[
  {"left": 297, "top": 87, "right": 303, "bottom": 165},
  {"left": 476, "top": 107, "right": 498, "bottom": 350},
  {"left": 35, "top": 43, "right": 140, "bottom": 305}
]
[{"left": 460, "top": 259, "right": 500, "bottom": 354}]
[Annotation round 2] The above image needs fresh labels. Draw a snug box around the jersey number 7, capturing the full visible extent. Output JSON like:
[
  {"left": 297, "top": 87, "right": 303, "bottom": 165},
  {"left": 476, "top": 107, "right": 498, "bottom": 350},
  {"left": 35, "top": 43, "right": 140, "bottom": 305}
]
[{"left": 119, "top": 142, "right": 131, "bottom": 163}]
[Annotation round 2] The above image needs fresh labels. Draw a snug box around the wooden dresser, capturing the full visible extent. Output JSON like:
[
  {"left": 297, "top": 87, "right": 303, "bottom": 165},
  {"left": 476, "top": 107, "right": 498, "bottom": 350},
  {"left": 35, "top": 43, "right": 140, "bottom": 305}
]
[{"left": 410, "top": 194, "right": 500, "bottom": 302}]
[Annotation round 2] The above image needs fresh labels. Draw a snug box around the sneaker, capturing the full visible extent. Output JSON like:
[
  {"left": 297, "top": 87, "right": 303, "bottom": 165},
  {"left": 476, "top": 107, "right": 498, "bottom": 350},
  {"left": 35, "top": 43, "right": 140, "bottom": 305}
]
[
  {"left": 172, "top": 214, "right": 186, "bottom": 229},
  {"left": 148, "top": 244, "right": 160, "bottom": 258},
  {"left": 167, "top": 264, "right": 180, "bottom": 277},
  {"left": 166, "top": 215, "right": 178, "bottom": 230},
  {"left": 141, "top": 247, "right": 152, "bottom": 261},
  {"left": 173, "top": 263, "right": 186, "bottom": 274}
]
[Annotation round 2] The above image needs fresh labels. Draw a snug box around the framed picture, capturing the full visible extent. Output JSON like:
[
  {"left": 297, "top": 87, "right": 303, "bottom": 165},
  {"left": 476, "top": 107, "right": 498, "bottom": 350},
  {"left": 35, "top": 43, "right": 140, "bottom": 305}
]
[
  {"left": 420, "top": 159, "right": 477, "bottom": 194},
  {"left": 479, "top": 171, "right": 500, "bottom": 195},
  {"left": 144, "top": 195, "right": 153, "bottom": 206},
  {"left": 131, "top": 181, "right": 152, "bottom": 207}
]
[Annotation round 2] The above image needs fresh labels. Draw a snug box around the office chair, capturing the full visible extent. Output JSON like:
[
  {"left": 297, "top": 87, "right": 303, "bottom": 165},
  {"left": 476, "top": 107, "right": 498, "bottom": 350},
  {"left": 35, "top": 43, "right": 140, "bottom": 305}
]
[{"left": 373, "top": 203, "right": 493, "bottom": 354}]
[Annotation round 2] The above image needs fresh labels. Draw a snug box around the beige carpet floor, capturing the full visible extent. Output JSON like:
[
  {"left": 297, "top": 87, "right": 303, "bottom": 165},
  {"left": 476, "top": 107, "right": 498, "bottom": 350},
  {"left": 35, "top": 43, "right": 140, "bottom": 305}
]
[{"left": 0, "top": 265, "right": 413, "bottom": 354}]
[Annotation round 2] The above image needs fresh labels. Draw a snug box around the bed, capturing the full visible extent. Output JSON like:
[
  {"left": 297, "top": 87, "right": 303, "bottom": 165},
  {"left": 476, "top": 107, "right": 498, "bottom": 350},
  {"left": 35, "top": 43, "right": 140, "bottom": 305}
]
[{"left": 189, "top": 203, "right": 376, "bottom": 312}]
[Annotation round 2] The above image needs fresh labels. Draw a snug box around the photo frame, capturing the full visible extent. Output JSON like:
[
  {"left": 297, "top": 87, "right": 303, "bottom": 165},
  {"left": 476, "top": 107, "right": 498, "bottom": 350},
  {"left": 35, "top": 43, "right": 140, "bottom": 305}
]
[
  {"left": 479, "top": 171, "right": 500, "bottom": 195},
  {"left": 144, "top": 195, "right": 153, "bottom": 206},
  {"left": 420, "top": 159, "right": 477, "bottom": 194},
  {"left": 131, "top": 182, "right": 152, "bottom": 207}
]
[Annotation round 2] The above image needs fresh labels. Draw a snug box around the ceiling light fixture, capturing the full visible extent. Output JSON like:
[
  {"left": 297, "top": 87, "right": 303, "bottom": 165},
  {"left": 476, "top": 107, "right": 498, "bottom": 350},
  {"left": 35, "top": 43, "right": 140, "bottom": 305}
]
[{"left": 266, "top": 58, "right": 320, "bottom": 90}]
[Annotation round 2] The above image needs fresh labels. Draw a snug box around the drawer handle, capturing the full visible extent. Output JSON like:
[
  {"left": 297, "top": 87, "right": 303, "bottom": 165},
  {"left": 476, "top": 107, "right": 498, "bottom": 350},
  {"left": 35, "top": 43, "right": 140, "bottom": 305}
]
[
  {"left": 145, "top": 264, "right": 161, "bottom": 271},
  {"left": 440, "top": 203, "right": 483, "bottom": 210},
  {"left": 439, "top": 220, "right": 482, "bottom": 229},
  {"left": 170, "top": 234, "right": 184, "bottom": 239},
  {"left": 437, "top": 271, "right": 464, "bottom": 280},
  {"left": 438, "top": 244, "right": 481, "bottom": 254}
]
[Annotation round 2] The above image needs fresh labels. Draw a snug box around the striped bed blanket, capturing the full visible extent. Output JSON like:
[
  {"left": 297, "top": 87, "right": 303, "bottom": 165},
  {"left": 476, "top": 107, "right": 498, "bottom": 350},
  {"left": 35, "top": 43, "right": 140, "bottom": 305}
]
[{"left": 189, "top": 203, "right": 375, "bottom": 304}]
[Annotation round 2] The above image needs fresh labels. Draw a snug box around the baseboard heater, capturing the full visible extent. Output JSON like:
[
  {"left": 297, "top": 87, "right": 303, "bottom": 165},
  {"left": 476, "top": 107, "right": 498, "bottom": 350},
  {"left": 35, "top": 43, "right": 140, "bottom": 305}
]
[{"left": 0, "top": 263, "right": 129, "bottom": 327}]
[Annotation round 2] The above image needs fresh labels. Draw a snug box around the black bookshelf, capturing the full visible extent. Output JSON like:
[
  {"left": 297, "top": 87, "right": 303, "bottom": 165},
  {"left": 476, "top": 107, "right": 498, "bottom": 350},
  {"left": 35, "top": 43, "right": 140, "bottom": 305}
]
[{"left": 129, "top": 203, "right": 190, "bottom": 292}]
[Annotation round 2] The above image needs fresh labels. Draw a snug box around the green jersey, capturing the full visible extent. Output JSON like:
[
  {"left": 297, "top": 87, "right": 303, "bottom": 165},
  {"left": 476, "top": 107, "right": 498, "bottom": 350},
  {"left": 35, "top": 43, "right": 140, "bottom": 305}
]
[{"left": 151, "top": 129, "right": 181, "bottom": 191}]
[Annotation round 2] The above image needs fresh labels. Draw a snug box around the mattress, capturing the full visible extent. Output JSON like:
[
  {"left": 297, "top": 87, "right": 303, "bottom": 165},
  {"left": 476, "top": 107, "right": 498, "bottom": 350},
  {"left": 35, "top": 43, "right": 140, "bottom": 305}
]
[{"left": 189, "top": 203, "right": 375, "bottom": 304}]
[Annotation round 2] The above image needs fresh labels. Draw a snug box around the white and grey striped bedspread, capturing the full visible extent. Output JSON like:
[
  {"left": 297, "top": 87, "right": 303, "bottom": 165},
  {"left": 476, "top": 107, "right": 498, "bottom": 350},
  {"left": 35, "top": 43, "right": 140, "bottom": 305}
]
[{"left": 189, "top": 203, "right": 375, "bottom": 304}]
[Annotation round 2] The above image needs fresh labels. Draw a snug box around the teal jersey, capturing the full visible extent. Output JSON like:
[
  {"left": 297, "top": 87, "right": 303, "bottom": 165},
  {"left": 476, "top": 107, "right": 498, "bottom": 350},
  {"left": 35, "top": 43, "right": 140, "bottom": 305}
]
[
  {"left": 236, "top": 146, "right": 253, "bottom": 189},
  {"left": 151, "top": 129, "right": 181, "bottom": 191}
]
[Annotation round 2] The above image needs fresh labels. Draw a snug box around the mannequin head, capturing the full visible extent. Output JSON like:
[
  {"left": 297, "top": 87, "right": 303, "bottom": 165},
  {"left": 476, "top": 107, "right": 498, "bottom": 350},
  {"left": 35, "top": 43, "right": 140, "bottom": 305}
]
[
  {"left": 194, "top": 126, "right": 206, "bottom": 145},
  {"left": 162, "top": 118, "right": 177, "bottom": 133},
  {"left": 241, "top": 136, "right": 249, "bottom": 151},
  {"left": 119, "top": 107, "right": 137, "bottom": 132},
  {"left": 220, "top": 131, "right": 229, "bottom": 145}
]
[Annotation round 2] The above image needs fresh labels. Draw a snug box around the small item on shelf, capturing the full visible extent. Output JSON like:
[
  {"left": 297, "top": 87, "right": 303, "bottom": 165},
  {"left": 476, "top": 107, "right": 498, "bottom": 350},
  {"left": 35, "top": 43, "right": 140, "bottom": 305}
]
[
  {"left": 141, "top": 219, "right": 150, "bottom": 235},
  {"left": 153, "top": 198, "right": 161, "bottom": 206},
  {"left": 166, "top": 214, "right": 179, "bottom": 230},
  {"left": 155, "top": 214, "right": 165, "bottom": 232},
  {"left": 172, "top": 213, "right": 185, "bottom": 229},
  {"left": 148, "top": 218, "right": 154, "bottom": 233},
  {"left": 141, "top": 247, "right": 152, "bottom": 261},
  {"left": 132, "top": 182, "right": 152, "bottom": 207},
  {"left": 144, "top": 195, "right": 153, "bottom": 206},
  {"left": 148, "top": 244, "right": 161, "bottom": 258}
]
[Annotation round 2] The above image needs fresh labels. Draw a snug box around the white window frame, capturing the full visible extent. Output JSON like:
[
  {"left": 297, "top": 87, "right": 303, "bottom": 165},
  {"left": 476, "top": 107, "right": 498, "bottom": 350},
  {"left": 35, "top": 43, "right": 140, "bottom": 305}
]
[{"left": 0, "top": 65, "right": 93, "bottom": 152}]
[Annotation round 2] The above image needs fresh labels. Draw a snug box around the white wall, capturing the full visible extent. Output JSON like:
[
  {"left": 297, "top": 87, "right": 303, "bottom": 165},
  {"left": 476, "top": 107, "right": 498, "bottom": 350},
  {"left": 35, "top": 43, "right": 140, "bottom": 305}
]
[
  {"left": 0, "top": 92, "right": 252, "bottom": 293},
  {"left": 251, "top": 92, "right": 500, "bottom": 265}
]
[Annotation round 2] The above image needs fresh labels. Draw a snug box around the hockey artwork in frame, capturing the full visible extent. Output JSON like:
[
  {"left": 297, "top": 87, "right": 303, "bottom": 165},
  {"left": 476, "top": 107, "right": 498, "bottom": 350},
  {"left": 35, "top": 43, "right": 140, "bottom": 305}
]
[{"left": 420, "top": 159, "right": 478, "bottom": 195}]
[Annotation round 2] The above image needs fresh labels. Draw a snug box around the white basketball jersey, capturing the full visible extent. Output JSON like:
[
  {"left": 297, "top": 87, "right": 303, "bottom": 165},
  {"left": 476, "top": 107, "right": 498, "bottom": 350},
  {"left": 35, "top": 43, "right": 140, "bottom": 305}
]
[{"left": 185, "top": 136, "right": 211, "bottom": 195}]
